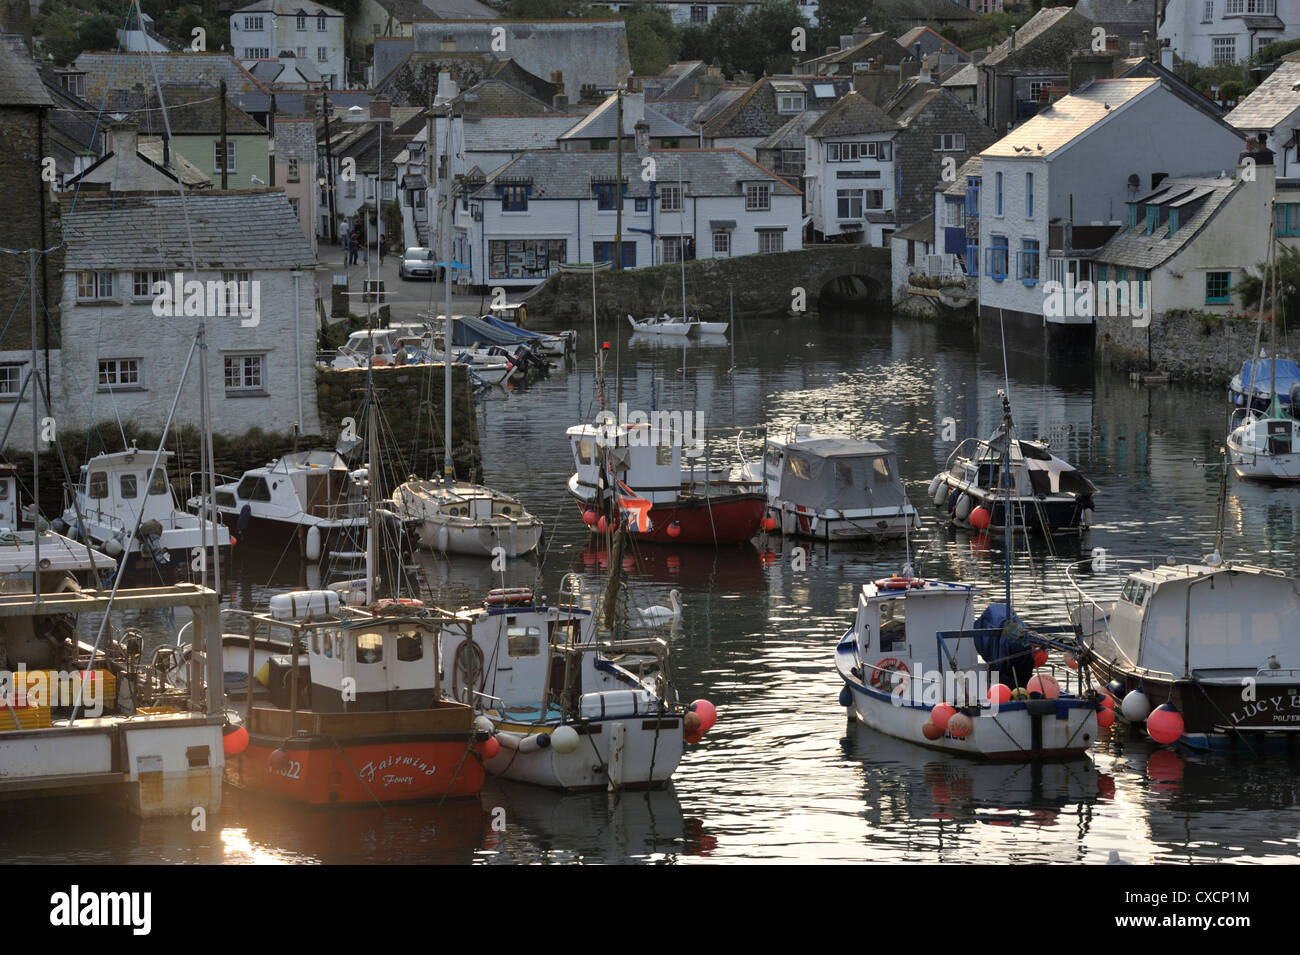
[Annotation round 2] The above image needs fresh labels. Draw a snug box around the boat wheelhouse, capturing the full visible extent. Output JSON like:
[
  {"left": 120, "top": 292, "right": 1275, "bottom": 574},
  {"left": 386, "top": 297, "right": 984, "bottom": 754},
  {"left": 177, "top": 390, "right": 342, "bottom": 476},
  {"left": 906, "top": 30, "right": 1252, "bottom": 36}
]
[
  {"left": 745, "top": 425, "right": 920, "bottom": 541},
  {"left": 565, "top": 413, "right": 765, "bottom": 546},
  {"left": 63, "top": 448, "right": 231, "bottom": 576},
  {"left": 222, "top": 593, "right": 486, "bottom": 805},
  {"left": 1070, "top": 556, "right": 1300, "bottom": 748},
  {"left": 929, "top": 392, "right": 1097, "bottom": 535},
  {"left": 835, "top": 577, "right": 1100, "bottom": 760},
  {"left": 437, "top": 580, "right": 699, "bottom": 791},
  {"left": 193, "top": 450, "right": 368, "bottom": 560}
]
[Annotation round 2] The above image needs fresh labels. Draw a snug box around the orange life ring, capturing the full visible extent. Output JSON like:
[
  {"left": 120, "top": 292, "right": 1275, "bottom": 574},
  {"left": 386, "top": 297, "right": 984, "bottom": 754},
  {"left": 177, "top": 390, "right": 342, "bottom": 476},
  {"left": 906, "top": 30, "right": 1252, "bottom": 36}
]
[
  {"left": 874, "top": 576, "right": 924, "bottom": 590},
  {"left": 372, "top": 597, "right": 425, "bottom": 612},
  {"left": 484, "top": 588, "right": 534, "bottom": 606},
  {"left": 870, "top": 657, "right": 910, "bottom": 689}
]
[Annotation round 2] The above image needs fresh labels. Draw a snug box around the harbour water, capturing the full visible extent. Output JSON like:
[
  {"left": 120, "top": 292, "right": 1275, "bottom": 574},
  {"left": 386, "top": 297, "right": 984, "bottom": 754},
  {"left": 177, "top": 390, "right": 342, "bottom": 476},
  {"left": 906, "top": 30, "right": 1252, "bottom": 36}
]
[{"left": 7, "top": 308, "right": 1300, "bottom": 864}]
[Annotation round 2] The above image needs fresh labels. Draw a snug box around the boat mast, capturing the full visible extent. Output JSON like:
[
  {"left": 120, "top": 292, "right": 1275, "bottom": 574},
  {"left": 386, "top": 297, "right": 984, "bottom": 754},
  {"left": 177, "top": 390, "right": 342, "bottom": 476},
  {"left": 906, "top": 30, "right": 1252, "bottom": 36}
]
[
  {"left": 1001, "top": 391, "right": 1013, "bottom": 613},
  {"left": 441, "top": 145, "right": 454, "bottom": 489},
  {"left": 27, "top": 248, "right": 39, "bottom": 601},
  {"left": 366, "top": 377, "right": 379, "bottom": 604},
  {"left": 1269, "top": 209, "right": 1279, "bottom": 416}
]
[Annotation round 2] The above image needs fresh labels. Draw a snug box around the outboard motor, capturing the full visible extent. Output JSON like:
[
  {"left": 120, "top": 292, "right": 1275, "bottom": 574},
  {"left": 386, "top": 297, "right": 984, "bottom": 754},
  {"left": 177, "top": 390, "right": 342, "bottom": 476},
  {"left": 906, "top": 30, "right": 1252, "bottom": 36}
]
[{"left": 139, "top": 519, "right": 170, "bottom": 567}]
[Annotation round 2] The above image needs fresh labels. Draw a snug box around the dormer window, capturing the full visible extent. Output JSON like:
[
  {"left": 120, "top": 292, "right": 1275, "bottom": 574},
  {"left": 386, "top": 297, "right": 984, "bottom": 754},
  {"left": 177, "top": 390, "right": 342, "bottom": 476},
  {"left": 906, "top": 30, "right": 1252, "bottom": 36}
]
[
  {"left": 1168, "top": 207, "right": 1180, "bottom": 236},
  {"left": 777, "top": 93, "right": 805, "bottom": 114},
  {"left": 1144, "top": 205, "right": 1159, "bottom": 234},
  {"left": 1127, "top": 203, "right": 1138, "bottom": 230}
]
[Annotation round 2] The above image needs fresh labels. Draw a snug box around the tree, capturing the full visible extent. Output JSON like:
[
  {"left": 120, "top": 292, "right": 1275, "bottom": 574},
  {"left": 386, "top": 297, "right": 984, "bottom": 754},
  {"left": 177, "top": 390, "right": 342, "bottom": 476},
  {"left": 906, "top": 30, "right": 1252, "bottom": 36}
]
[
  {"left": 624, "top": 5, "right": 679, "bottom": 76},
  {"left": 1235, "top": 244, "right": 1300, "bottom": 319},
  {"left": 681, "top": 0, "right": 809, "bottom": 79},
  {"left": 500, "top": 0, "right": 590, "bottom": 17},
  {"left": 77, "top": 12, "right": 118, "bottom": 51}
]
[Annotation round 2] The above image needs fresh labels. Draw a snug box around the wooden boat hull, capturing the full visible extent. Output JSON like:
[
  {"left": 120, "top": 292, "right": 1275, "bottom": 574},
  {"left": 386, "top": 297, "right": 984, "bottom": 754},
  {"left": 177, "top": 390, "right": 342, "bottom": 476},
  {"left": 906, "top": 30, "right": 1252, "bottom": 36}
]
[
  {"left": 573, "top": 492, "right": 765, "bottom": 546},
  {"left": 227, "top": 705, "right": 485, "bottom": 805}
]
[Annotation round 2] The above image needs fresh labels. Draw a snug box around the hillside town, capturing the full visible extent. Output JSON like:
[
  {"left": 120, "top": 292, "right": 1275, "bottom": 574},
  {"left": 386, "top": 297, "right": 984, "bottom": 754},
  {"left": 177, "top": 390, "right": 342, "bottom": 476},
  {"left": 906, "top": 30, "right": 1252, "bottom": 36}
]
[{"left": 2, "top": 0, "right": 1300, "bottom": 885}]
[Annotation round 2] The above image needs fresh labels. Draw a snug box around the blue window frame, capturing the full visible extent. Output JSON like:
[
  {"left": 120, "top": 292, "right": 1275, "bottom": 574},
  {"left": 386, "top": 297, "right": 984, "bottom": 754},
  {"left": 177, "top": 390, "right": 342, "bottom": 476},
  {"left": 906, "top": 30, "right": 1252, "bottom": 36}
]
[
  {"left": 1127, "top": 204, "right": 1138, "bottom": 230},
  {"left": 1206, "top": 271, "right": 1230, "bottom": 304},
  {"left": 594, "top": 241, "right": 636, "bottom": 268},
  {"left": 965, "top": 176, "right": 980, "bottom": 216},
  {"left": 1144, "top": 206, "right": 1159, "bottom": 235},
  {"left": 593, "top": 183, "right": 626, "bottom": 211},
  {"left": 1117, "top": 266, "right": 1128, "bottom": 306},
  {"left": 1098, "top": 264, "right": 1109, "bottom": 307},
  {"left": 635, "top": 197, "right": 648, "bottom": 212},
  {"left": 987, "top": 234, "right": 1008, "bottom": 279},
  {"left": 1019, "top": 238, "right": 1040, "bottom": 285},
  {"left": 1025, "top": 172, "right": 1033, "bottom": 218},
  {"left": 498, "top": 185, "right": 529, "bottom": 212},
  {"left": 995, "top": 171, "right": 1003, "bottom": 216},
  {"left": 965, "top": 237, "right": 979, "bottom": 276},
  {"left": 1168, "top": 207, "right": 1180, "bottom": 236},
  {"left": 1276, "top": 203, "right": 1300, "bottom": 236}
]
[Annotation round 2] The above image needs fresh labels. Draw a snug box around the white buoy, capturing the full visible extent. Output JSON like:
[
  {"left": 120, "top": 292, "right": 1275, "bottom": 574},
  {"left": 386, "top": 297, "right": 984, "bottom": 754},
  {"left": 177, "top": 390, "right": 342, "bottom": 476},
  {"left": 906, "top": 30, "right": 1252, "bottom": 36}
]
[
  {"left": 305, "top": 525, "right": 322, "bottom": 562},
  {"left": 105, "top": 538, "right": 124, "bottom": 557},
  {"left": 437, "top": 524, "right": 450, "bottom": 553},
  {"left": 1121, "top": 688, "right": 1151, "bottom": 722},
  {"left": 1082, "top": 508, "right": 1094, "bottom": 527},
  {"left": 933, "top": 480, "right": 949, "bottom": 506},
  {"left": 955, "top": 493, "right": 972, "bottom": 520},
  {"left": 473, "top": 716, "right": 494, "bottom": 737},
  {"left": 927, "top": 475, "right": 942, "bottom": 499},
  {"left": 551, "top": 724, "right": 580, "bottom": 754}
]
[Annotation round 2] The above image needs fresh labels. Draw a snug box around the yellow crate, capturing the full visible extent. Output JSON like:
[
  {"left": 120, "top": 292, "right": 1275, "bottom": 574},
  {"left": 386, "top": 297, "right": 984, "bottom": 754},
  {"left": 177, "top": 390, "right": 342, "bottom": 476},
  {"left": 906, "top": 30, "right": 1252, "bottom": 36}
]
[
  {"left": 0, "top": 701, "right": 51, "bottom": 729},
  {"left": 6, "top": 669, "right": 116, "bottom": 712}
]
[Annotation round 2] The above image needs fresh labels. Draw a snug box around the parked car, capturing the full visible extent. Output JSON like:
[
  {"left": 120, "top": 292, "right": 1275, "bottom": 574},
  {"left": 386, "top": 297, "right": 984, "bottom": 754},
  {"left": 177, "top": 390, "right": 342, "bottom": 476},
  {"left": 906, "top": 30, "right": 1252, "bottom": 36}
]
[{"left": 399, "top": 247, "right": 437, "bottom": 280}]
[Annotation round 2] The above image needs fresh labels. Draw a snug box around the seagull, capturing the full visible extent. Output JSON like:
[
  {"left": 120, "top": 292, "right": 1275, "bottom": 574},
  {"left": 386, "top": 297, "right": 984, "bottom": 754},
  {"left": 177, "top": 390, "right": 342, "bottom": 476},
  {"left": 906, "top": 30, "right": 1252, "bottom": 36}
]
[
  {"left": 636, "top": 589, "right": 682, "bottom": 625},
  {"left": 250, "top": 174, "right": 266, "bottom": 186},
  {"left": 1106, "top": 850, "right": 1131, "bottom": 865}
]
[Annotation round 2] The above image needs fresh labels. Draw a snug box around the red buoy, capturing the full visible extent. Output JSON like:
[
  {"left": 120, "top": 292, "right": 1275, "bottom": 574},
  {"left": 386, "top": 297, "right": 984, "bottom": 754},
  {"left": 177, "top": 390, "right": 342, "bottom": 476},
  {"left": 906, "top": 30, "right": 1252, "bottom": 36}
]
[
  {"left": 947, "top": 713, "right": 974, "bottom": 738},
  {"left": 922, "top": 721, "right": 943, "bottom": 740},
  {"left": 931, "top": 703, "right": 957, "bottom": 731},
  {"left": 1146, "top": 702, "right": 1185, "bottom": 745},
  {"left": 969, "top": 506, "right": 991, "bottom": 530},
  {"left": 1032, "top": 648, "right": 1049, "bottom": 668},
  {"left": 667, "top": 521, "right": 682, "bottom": 538},
  {"left": 1097, "top": 706, "right": 1115, "bottom": 729},
  {"left": 583, "top": 509, "right": 599, "bottom": 526},
  {"left": 762, "top": 516, "right": 777, "bottom": 532},
  {"left": 692, "top": 699, "right": 717, "bottom": 733},
  {"left": 597, "top": 515, "right": 608, "bottom": 533},
  {"left": 480, "top": 736, "right": 500, "bottom": 759},
  {"left": 988, "top": 683, "right": 1012, "bottom": 704},
  {"left": 222, "top": 725, "right": 249, "bottom": 756}
]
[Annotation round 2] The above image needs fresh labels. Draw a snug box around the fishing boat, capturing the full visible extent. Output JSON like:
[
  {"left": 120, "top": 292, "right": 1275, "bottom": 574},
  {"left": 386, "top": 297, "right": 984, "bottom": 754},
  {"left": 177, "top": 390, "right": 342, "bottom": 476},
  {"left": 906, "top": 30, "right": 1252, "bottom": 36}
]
[
  {"left": 62, "top": 447, "right": 231, "bottom": 576},
  {"left": 437, "top": 568, "right": 715, "bottom": 791},
  {"left": 833, "top": 576, "right": 1101, "bottom": 760},
  {"left": 1070, "top": 553, "right": 1300, "bottom": 750},
  {"left": 220, "top": 386, "right": 488, "bottom": 805},
  {"left": 743, "top": 424, "right": 920, "bottom": 541},
  {"left": 927, "top": 391, "right": 1098, "bottom": 534},
  {"left": 191, "top": 449, "right": 368, "bottom": 561},
  {"left": 391, "top": 479, "right": 543, "bottom": 558},
  {"left": 1226, "top": 227, "right": 1300, "bottom": 482},
  {"left": 565, "top": 412, "right": 766, "bottom": 546}
]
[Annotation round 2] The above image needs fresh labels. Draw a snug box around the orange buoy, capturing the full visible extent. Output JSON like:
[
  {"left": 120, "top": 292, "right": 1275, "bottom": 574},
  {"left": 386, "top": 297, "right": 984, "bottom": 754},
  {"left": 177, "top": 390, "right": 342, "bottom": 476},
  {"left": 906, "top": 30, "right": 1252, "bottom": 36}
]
[{"left": 931, "top": 703, "right": 957, "bottom": 730}]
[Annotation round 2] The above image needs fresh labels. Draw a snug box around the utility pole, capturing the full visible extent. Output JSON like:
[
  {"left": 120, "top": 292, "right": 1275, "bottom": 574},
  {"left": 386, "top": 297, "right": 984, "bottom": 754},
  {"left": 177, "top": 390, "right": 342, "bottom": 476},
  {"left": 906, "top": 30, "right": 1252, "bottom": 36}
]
[
  {"left": 322, "top": 83, "right": 338, "bottom": 243},
  {"left": 219, "top": 78, "right": 228, "bottom": 190},
  {"left": 614, "top": 87, "right": 623, "bottom": 270},
  {"left": 268, "top": 91, "right": 277, "bottom": 187}
]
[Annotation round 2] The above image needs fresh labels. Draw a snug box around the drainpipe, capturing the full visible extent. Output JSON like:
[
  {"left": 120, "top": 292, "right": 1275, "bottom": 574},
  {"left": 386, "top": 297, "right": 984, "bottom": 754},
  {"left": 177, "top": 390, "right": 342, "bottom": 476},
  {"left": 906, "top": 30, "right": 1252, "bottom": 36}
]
[{"left": 292, "top": 269, "right": 303, "bottom": 433}]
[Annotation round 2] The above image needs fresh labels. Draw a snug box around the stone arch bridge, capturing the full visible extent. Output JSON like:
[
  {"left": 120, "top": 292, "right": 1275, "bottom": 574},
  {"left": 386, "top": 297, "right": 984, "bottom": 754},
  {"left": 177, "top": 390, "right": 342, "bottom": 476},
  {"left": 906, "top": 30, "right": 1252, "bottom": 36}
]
[{"left": 523, "top": 245, "right": 891, "bottom": 322}]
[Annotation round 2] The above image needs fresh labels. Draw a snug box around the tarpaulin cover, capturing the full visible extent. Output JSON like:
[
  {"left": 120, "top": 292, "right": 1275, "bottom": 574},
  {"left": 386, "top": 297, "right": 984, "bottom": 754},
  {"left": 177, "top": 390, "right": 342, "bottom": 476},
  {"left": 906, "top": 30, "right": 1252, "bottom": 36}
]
[
  {"left": 482, "top": 314, "right": 550, "bottom": 342},
  {"left": 450, "top": 315, "right": 528, "bottom": 347},
  {"left": 778, "top": 439, "right": 909, "bottom": 512},
  {"left": 1233, "top": 359, "right": 1300, "bottom": 401},
  {"left": 972, "top": 603, "right": 1035, "bottom": 688}
]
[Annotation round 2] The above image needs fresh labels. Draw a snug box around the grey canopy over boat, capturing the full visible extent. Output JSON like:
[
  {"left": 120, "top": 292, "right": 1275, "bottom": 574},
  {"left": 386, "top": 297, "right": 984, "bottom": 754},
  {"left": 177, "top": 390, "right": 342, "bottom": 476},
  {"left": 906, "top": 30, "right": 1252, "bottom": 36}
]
[{"left": 779, "top": 439, "right": 910, "bottom": 511}]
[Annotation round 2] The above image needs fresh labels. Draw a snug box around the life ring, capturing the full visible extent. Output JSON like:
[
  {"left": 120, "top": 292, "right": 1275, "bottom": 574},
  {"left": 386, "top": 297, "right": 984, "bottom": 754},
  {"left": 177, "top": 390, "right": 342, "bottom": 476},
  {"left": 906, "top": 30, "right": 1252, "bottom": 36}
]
[
  {"left": 870, "top": 658, "right": 910, "bottom": 689},
  {"left": 874, "top": 575, "right": 924, "bottom": 591},
  {"left": 484, "top": 587, "right": 533, "bottom": 606},
  {"left": 452, "top": 639, "right": 485, "bottom": 704},
  {"left": 372, "top": 597, "right": 425, "bottom": 613}
]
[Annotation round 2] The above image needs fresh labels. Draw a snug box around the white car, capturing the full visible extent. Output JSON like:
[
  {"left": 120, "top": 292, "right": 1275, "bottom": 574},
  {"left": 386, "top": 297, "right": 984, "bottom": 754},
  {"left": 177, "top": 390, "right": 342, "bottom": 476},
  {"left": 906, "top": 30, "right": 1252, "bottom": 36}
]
[{"left": 399, "top": 247, "right": 438, "bottom": 280}]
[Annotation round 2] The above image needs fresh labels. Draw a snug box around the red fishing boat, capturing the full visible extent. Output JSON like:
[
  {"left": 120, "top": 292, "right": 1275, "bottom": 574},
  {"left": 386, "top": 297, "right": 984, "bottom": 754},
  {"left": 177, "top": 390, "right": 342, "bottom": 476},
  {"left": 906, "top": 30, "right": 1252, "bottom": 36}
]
[
  {"left": 225, "top": 593, "right": 487, "bottom": 806},
  {"left": 566, "top": 415, "right": 765, "bottom": 546}
]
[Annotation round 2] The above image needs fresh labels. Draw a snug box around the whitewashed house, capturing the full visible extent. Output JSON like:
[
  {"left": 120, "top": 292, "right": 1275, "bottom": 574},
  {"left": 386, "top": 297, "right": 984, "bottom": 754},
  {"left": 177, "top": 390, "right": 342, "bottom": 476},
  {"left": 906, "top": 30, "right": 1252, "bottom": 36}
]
[
  {"left": 453, "top": 146, "right": 802, "bottom": 290},
  {"left": 230, "top": 0, "right": 346, "bottom": 88},
  {"left": 977, "top": 77, "right": 1245, "bottom": 355},
  {"left": 274, "top": 117, "right": 319, "bottom": 255},
  {"left": 1159, "top": 0, "right": 1297, "bottom": 67},
  {"left": 50, "top": 193, "right": 322, "bottom": 448},
  {"left": 804, "top": 89, "right": 900, "bottom": 246}
]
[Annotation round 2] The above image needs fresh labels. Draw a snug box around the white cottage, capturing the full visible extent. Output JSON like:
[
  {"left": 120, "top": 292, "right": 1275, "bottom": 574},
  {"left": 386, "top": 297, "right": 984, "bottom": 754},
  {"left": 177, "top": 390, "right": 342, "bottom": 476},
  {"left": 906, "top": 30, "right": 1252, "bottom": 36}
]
[
  {"left": 804, "top": 89, "right": 900, "bottom": 246},
  {"left": 230, "top": 0, "right": 347, "bottom": 88},
  {"left": 45, "top": 192, "right": 322, "bottom": 450}
]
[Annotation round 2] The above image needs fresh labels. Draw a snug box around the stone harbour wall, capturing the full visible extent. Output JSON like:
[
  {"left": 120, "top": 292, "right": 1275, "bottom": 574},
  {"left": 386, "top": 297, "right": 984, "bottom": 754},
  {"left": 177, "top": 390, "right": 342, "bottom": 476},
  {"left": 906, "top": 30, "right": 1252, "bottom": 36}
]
[{"left": 1096, "top": 309, "right": 1264, "bottom": 384}]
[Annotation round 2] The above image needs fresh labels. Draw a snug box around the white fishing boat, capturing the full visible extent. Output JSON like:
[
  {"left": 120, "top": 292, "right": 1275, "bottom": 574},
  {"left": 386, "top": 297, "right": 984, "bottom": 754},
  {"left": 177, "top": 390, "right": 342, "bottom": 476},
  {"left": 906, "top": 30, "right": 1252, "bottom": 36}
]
[
  {"left": 62, "top": 447, "right": 231, "bottom": 575},
  {"left": 191, "top": 449, "right": 368, "bottom": 561},
  {"left": 834, "top": 576, "right": 1101, "bottom": 760},
  {"left": 391, "top": 479, "right": 543, "bottom": 558},
  {"left": 742, "top": 424, "right": 920, "bottom": 540},
  {"left": 324, "top": 325, "right": 430, "bottom": 370},
  {"left": 438, "top": 575, "right": 715, "bottom": 791}
]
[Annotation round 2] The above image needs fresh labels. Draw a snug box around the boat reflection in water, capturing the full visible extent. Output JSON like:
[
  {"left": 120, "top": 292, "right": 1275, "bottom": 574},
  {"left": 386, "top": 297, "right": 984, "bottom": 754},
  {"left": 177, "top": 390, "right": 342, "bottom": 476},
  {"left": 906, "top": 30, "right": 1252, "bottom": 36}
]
[
  {"left": 479, "top": 779, "right": 714, "bottom": 863},
  {"left": 843, "top": 728, "right": 1103, "bottom": 862},
  {"left": 573, "top": 540, "right": 765, "bottom": 591}
]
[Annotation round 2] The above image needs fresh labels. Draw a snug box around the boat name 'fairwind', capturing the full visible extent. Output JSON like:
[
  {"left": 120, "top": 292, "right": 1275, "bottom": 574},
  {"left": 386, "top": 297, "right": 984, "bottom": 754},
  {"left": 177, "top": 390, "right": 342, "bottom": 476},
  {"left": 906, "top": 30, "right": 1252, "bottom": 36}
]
[{"left": 358, "top": 754, "right": 438, "bottom": 783}]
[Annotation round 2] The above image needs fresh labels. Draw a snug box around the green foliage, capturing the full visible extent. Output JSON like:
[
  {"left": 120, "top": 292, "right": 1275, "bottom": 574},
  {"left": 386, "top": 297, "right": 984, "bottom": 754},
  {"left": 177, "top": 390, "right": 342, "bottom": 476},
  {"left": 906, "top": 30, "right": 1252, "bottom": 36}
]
[
  {"left": 680, "top": 0, "right": 808, "bottom": 79},
  {"left": 34, "top": 0, "right": 233, "bottom": 63},
  {"left": 499, "top": 0, "right": 591, "bottom": 17},
  {"left": 1234, "top": 245, "right": 1300, "bottom": 321},
  {"left": 1218, "top": 79, "right": 1243, "bottom": 102},
  {"left": 1252, "top": 38, "right": 1300, "bottom": 64},
  {"left": 941, "top": 10, "right": 1035, "bottom": 53},
  {"left": 622, "top": 4, "right": 679, "bottom": 77}
]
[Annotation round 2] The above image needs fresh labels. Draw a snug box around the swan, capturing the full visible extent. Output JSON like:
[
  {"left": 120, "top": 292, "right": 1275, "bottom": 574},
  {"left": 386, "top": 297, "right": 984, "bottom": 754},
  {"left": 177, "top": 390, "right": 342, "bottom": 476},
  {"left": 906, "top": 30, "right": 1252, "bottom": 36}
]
[{"left": 636, "top": 589, "right": 682, "bottom": 625}]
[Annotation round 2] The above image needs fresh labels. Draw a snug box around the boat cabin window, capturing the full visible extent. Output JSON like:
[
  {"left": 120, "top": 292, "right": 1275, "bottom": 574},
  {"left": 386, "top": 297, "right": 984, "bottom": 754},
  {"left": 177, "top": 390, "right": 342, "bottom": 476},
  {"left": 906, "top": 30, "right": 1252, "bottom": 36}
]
[
  {"left": 0, "top": 481, "right": 8, "bottom": 500},
  {"left": 878, "top": 600, "right": 906, "bottom": 652},
  {"left": 89, "top": 472, "right": 109, "bottom": 499},
  {"left": 788, "top": 455, "right": 811, "bottom": 480},
  {"left": 1120, "top": 579, "right": 1151, "bottom": 608},
  {"left": 355, "top": 632, "right": 384, "bottom": 664},
  {"left": 576, "top": 440, "right": 594, "bottom": 465},
  {"left": 149, "top": 470, "right": 168, "bottom": 495},
  {"left": 507, "top": 625, "right": 542, "bottom": 657},
  {"left": 765, "top": 447, "right": 782, "bottom": 469},
  {"left": 835, "top": 460, "right": 854, "bottom": 488},
  {"left": 873, "top": 457, "right": 893, "bottom": 483},
  {"left": 120, "top": 474, "right": 138, "bottom": 499},
  {"left": 396, "top": 629, "right": 423, "bottom": 661},
  {"left": 549, "top": 619, "right": 580, "bottom": 646},
  {"left": 237, "top": 475, "right": 272, "bottom": 502}
]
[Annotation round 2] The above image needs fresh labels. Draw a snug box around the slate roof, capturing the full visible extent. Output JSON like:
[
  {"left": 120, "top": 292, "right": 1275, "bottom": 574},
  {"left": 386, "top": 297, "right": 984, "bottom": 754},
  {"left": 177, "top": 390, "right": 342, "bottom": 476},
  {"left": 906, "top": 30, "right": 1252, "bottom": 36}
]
[
  {"left": 756, "top": 108, "right": 826, "bottom": 150},
  {"left": 646, "top": 61, "right": 706, "bottom": 101},
  {"left": 981, "top": 8, "right": 1080, "bottom": 67},
  {"left": 461, "top": 115, "right": 586, "bottom": 151},
  {"left": 942, "top": 155, "right": 982, "bottom": 196},
  {"left": 805, "top": 90, "right": 898, "bottom": 138},
  {"left": 445, "top": 77, "right": 557, "bottom": 115},
  {"left": 559, "top": 94, "right": 693, "bottom": 140},
  {"left": 894, "top": 213, "right": 934, "bottom": 241},
  {"left": 0, "top": 41, "right": 53, "bottom": 107},
  {"left": 942, "top": 62, "right": 977, "bottom": 87},
  {"left": 1225, "top": 61, "right": 1300, "bottom": 132},
  {"left": 245, "top": 58, "right": 323, "bottom": 85},
  {"left": 649, "top": 98, "right": 706, "bottom": 127},
  {"left": 703, "top": 76, "right": 850, "bottom": 139},
  {"left": 897, "top": 25, "right": 968, "bottom": 57},
  {"left": 102, "top": 85, "right": 265, "bottom": 135},
  {"left": 982, "top": 78, "right": 1156, "bottom": 157},
  {"left": 473, "top": 148, "right": 800, "bottom": 200},
  {"left": 1093, "top": 175, "right": 1239, "bottom": 270},
  {"left": 63, "top": 192, "right": 316, "bottom": 270},
  {"left": 274, "top": 117, "right": 317, "bottom": 160},
  {"left": 135, "top": 139, "right": 212, "bottom": 186},
  {"left": 800, "top": 31, "right": 898, "bottom": 68},
  {"left": 74, "top": 52, "right": 268, "bottom": 103},
  {"left": 232, "top": 0, "right": 344, "bottom": 15}
]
